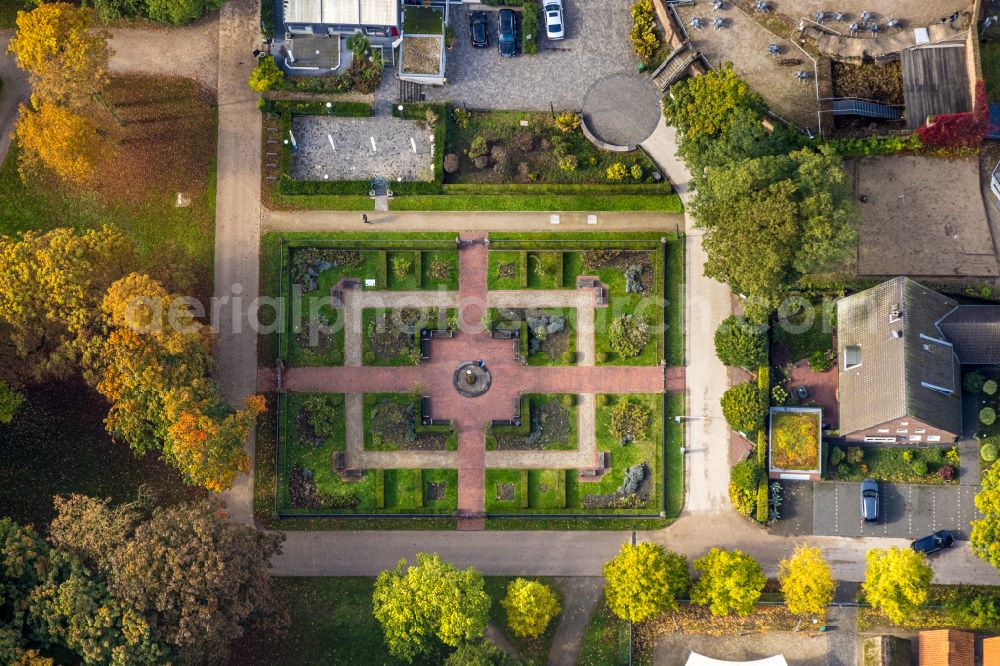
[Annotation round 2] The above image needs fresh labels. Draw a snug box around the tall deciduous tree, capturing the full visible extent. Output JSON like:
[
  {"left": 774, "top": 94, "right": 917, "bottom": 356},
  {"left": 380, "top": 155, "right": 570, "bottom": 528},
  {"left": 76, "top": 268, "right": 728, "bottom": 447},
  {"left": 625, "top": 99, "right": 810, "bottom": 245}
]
[
  {"left": 972, "top": 459, "right": 1000, "bottom": 568},
  {"left": 778, "top": 546, "right": 835, "bottom": 625},
  {"left": 0, "top": 518, "right": 167, "bottom": 665},
  {"left": 501, "top": 578, "right": 561, "bottom": 639},
  {"left": 14, "top": 101, "right": 110, "bottom": 184},
  {"left": 8, "top": 3, "right": 111, "bottom": 110},
  {"left": 373, "top": 553, "right": 490, "bottom": 663},
  {"left": 70, "top": 499, "right": 288, "bottom": 664},
  {"left": 863, "top": 547, "right": 932, "bottom": 624},
  {"left": 93, "top": 273, "right": 259, "bottom": 490},
  {"left": 663, "top": 63, "right": 764, "bottom": 142},
  {"left": 691, "top": 147, "right": 857, "bottom": 320},
  {"left": 691, "top": 547, "right": 766, "bottom": 617},
  {"left": 0, "top": 227, "right": 137, "bottom": 381},
  {"left": 602, "top": 543, "right": 690, "bottom": 623}
]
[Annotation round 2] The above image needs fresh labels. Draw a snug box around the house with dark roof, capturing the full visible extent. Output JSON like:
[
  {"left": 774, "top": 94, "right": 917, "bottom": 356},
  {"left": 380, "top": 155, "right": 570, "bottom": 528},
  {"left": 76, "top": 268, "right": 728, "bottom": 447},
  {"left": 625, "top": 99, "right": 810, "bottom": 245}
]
[{"left": 837, "top": 277, "right": 1000, "bottom": 443}]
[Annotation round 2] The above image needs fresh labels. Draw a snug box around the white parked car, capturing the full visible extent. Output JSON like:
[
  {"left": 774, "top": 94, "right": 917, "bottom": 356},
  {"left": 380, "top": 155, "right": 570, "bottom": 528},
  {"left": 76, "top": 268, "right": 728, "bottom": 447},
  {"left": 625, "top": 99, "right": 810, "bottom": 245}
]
[{"left": 544, "top": 0, "right": 564, "bottom": 40}]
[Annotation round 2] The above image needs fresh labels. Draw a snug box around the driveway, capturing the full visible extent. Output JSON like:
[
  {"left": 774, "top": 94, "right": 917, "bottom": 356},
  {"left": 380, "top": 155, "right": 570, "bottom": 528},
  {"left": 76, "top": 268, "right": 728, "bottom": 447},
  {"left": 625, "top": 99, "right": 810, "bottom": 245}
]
[
  {"left": 813, "top": 481, "right": 980, "bottom": 540},
  {"left": 422, "top": 2, "right": 640, "bottom": 111}
]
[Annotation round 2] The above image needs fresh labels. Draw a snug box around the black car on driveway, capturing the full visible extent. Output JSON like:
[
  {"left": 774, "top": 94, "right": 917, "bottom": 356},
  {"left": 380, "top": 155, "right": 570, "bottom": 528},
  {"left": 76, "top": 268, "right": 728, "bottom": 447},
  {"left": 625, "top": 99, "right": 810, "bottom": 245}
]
[
  {"left": 470, "top": 11, "right": 489, "bottom": 48},
  {"left": 498, "top": 8, "right": 518, "bottom": 57},
  {"left": 911, "top": 530, "right": 956, "bottom": 555}
]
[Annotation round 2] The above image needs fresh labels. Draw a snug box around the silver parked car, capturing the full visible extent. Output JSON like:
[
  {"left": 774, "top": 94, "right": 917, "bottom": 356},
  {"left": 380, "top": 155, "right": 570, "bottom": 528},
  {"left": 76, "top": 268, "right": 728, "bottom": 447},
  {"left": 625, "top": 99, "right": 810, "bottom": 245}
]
[{"left": 860, "top": 479, "right": 879, "bottom": 522}]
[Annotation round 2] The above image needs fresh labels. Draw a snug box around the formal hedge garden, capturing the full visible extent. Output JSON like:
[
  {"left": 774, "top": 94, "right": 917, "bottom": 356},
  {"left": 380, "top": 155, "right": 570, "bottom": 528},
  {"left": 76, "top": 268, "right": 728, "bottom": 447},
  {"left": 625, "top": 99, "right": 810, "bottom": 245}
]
[
  {"left": 262, "top": 234, "right": 459, "bottom": 367},
  {"left": 364, "top": 393, "right": 458, "bottom": 451},
  {"left": 485, "top": 308, "right": 578, "bottom": 366},
  {"left": 486, "top": 394, "right": 578, "bottom": 450},
  {"left": 486, "top": 234, "right": 681, "bottom": 366},
  {"left": 275, "top": 392, "right": 459, "bottom": 515}
]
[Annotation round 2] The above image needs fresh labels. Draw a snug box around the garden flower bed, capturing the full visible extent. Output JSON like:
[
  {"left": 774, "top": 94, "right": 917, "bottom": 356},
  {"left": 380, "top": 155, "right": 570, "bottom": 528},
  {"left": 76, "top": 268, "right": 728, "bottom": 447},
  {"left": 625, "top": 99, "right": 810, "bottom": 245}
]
[
  {"left": 443, "top": 109, "right": 665, "bottom": 186},
  {"left": 825, "top": 445, "right": 959, "bottom": 484}
]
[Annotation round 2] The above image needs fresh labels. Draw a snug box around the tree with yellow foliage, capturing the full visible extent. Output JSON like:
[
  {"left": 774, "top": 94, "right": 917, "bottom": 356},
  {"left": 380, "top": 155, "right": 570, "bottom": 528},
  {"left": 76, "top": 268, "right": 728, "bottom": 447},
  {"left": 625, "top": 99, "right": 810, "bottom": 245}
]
[
  {"left": 778, "top": 546, "right": 835, "bottom": 628},
  {"left": 8, "top": 3, "right": 111, "bottom": 110},
  {"left": 15, "top": 101, "right": 110, "bottom": 184},
  {"left": 501, "top": 578, "right": 561, "bottom": 639},
  {"left": 0, "top": 226, "right": 137, "bottom": 381}
]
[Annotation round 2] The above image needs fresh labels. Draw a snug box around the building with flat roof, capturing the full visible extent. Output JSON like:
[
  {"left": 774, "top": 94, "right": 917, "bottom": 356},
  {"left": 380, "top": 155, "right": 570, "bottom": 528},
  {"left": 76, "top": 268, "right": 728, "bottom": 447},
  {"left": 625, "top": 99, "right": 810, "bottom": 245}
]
[{"left": 283, "top": 0, "right": 399, "bottom": 37}]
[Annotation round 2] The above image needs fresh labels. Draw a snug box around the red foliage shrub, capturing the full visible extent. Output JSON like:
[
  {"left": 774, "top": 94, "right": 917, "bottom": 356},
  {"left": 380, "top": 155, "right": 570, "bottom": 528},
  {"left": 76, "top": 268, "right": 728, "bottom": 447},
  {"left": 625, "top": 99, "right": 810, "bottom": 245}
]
[
  {"left": 915, "top": 80, "right": 988, "bottom": 150},
  {"left": 937, "top": 464, "right": 956, "bottom": 481}
]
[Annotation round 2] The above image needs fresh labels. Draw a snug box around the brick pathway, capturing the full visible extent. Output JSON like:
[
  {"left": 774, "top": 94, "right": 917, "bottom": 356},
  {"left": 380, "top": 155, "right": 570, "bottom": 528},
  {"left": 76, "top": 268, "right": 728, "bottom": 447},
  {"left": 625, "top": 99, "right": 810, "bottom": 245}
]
[{"left": 268, "top": 232, "right": 686, "bottom": 530}]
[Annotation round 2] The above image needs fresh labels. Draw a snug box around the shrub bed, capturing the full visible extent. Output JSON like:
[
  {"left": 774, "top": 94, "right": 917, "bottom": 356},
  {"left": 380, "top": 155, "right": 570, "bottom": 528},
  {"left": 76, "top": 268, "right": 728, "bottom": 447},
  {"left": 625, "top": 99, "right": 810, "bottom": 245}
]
[{"left": 826, "top": 446, "right": 958, "bottom": 484}]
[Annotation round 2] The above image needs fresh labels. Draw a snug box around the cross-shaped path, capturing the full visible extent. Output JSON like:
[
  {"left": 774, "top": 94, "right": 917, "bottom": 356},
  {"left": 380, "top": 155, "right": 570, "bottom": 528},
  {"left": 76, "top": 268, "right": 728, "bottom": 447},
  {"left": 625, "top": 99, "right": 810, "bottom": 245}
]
[{"left": 272, "top": 231, "right": 684, "bottom": 530}]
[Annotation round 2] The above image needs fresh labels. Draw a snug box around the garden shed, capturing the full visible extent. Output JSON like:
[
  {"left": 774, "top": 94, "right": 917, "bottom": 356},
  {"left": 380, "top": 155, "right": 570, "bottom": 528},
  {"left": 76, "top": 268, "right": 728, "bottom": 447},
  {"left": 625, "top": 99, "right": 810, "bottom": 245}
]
[{"left": 768, "top": 407, "right": 822, "bottom": 481}]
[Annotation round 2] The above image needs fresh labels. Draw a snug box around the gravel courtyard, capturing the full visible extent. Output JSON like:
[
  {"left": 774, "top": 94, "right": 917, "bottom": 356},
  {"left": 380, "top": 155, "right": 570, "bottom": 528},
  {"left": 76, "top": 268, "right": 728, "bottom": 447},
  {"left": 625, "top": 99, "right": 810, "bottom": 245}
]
[{"left": 290, "top": 116, "right": 436, "bottom": 182}]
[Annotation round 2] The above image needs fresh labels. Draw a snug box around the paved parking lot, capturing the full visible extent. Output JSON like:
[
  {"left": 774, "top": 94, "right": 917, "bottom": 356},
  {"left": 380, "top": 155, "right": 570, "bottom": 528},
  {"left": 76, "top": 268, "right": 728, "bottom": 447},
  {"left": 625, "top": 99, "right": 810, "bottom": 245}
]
[
  {"left": 812, "top": 481, "right": 980, "bottom": 540},
  {"left": 423, "top": 2, "right": 642, "bottom": 111}
]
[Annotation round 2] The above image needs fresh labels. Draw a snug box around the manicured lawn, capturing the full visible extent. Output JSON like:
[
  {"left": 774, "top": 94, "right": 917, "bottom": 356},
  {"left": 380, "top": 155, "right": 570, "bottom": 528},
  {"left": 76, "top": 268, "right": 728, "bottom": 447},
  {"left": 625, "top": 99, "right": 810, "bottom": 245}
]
[
  {"left": 488, "top": 250, "right": 525, "bottom": 289},
  {"left": 421, "top": 250, "right": 460, "bottom": 290},
  {"left": 563, "top": 250, "right": 664, "bottom": 366},
  {"left": 0, "top": 381, "right": 203, "bottom": 530},
  {"left": 772, "top": 300, "right": 836, "bottom": 364},
  {"left": 527, "top": 251, "right": 563, "bottom": 289},
  {"left": 483, "top": 576, "right": 562, "bottom": 663},
  {"left": 0, "top": 76, "right": 217, "bottom": 299},
  {"left": 664, "top": 392, "right": 685, "bottom": 518},
  {"left": 387, "top": 250, "right": 421, "bottom": 290},
  {"left": 383, "top": 469, "right": 423, "bottom": 509},
  {"left": 444, "top": 109, "right": 663, "bottom": 186},
  {"left": 485, "top": 469, "right": 526, "bottom": 513},
  {"left": 528, "top": 469, "right": 569, "bottom": 509},
  {"left": 587, "top": 393, "right": 663, "bottom": 508},
  {"left": 422, "top": 468, "right": 458, "bottom": 510},
  {"left": 769, "top": 409, "right": 821, "bottom": 472},
  {"left": 270, "top": 192, "right": 684, "bottom": 212}
]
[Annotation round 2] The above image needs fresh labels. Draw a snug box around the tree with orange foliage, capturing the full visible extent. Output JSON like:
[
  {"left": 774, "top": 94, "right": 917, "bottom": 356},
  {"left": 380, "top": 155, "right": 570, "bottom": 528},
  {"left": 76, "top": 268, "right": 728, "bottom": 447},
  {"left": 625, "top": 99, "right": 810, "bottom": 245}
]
[{"left": 93, "top": 273, "right": 261, "bottom": 490}]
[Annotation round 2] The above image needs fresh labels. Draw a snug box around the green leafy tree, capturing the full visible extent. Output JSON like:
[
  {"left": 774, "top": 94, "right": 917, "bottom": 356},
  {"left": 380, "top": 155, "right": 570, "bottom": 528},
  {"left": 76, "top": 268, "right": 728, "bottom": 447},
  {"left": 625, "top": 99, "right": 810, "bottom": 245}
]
[
  {"left": 863, "top": 547, "right": 932, "bottom": 624},
  {"left": 248, "top": 56, "right": 285, "bottom": 93},
  {"left": 609, "top": 398, "right": 652, "bottom": 443},
  {"left": 143, "top": 0, "right": 222, "bottom": 25},
  {"left": 663, "top": 63, "right": 764, "bottom": 142},
  {"left": 373, "top": 553, "right": 490, "bottom": 662},
  {"left": 714, "top": 315, "right": 768, "bottom": 369},
  {"left": 677, "top": 106, "right": 795, "bottom": 176},
  {"left": 778, "top": 546, "right": 835, "bottom": 626},
  {"left": 691, "top": 548, "right": 766, "bottom": 617},
  {"left": 444, "top": 640, "right": 516, "bottom": 665},
  {"left": 602, "top": 543, "right": 690, "bottom": 623},
  {"left": 721, "top": 381, "right": 768, "bottom": 434},
  {"left": 691, "top": 147, "right": 858, "bottom": 320},
  {"left": 728, "top": 459, "right": 761, "bottom": 517},
  {"left": 0, "top": 380, "right": 24, "bottom": 424},
  {"left": 0, "top": 518, "right": 167, "bottom": 665},
  {"left": 51, "top": 498, "right": 287, "bottom": 664},
  {"left": 501, "top": 578, "right": 560, "bottom": 639}
]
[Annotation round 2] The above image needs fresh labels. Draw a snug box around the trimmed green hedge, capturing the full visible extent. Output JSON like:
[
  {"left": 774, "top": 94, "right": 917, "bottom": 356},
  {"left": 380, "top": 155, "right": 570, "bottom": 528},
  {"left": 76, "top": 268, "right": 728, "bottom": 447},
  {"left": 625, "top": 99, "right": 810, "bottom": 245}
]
[
  {"left": 441, "top": 182, "right": 672, "bottom": 195},
  {"left": 519, "top": 470, "right": 530, "bottom": 509},
  {"left": 377, "top": 250, "right": 388, "bottom": 288},
  {"left": 376, "top": 469, "right": 386, "bottom": 509},
  {"left": 755, "top": 478, "right": 769, "bottom": 523},
  {"left": 518, "top": 251, "right": 529, "bottom": 288}
]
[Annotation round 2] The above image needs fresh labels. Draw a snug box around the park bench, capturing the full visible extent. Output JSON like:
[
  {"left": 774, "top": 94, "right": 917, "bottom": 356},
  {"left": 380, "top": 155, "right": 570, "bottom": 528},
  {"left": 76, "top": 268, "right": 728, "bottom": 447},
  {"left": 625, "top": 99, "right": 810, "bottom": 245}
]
[
  {"left": 595, "top": 287, "right": 608, "bottom": 306},
  {"left": 344, "top": 469, "right": 364, "bottom": 479},
  {"left": 421, "top": 396, "right": 431, "bottom": 424},
  {"left": 778, "top": 57, "right": 802, "bottom": 66}
]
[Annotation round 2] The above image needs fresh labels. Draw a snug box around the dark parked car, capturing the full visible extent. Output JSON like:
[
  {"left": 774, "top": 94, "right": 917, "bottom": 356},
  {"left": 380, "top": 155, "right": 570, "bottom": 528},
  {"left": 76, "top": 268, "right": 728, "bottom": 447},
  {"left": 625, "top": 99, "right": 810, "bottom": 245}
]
[
  {"left": 470, "top": 11, "right": 489, "bottom": 48},
  {"left": 498, "top": 8, "right": 518, "bottom": 57},
  {"left": 860, "top": 479, "right": 878, "bottom": 522},
  {"left": 911, "top": 530, "right": 956, "bottom": 555}
]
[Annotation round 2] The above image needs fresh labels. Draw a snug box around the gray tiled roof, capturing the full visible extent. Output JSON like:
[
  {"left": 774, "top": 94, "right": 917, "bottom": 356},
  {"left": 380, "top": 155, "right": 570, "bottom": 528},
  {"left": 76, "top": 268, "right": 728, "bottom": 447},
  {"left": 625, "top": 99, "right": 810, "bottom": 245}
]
[
  {"left": 837, "top": 277, "right": 962, "bottom": 437},
  {"left": 939, "top": 306, "right": 1000, "bottom": 365}
]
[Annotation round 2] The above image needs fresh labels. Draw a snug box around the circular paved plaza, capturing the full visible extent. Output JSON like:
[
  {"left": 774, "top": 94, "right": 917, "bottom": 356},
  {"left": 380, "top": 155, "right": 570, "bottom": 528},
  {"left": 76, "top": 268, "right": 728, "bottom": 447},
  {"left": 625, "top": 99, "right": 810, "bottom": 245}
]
[
  {"left": 453, "top": 361, "right": 492, "bottom": 398},
  {"left": 581, "top": 73, "right": 661, "bottom": 147}
]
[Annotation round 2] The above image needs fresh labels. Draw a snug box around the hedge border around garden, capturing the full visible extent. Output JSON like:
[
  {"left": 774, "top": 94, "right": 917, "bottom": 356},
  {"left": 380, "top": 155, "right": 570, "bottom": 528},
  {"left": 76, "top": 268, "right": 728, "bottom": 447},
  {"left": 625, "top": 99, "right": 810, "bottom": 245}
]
[{"left": 262, "top": 100, "right": 685, "bottom": 211}]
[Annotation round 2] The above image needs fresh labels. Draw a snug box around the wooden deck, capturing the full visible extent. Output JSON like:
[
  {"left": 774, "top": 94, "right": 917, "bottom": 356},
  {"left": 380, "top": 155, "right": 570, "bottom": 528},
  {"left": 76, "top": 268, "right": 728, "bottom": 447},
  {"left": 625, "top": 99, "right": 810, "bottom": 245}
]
[{"left": 901, "top": 43, "right": 971, "bottom": 129}]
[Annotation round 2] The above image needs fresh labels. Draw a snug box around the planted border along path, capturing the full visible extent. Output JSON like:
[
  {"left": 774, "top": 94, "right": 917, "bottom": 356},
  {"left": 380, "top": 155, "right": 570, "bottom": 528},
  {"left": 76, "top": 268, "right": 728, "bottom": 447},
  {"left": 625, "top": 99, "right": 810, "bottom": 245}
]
[{"left": 273, "top": 232, "right": 682, "bottom": 529}]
